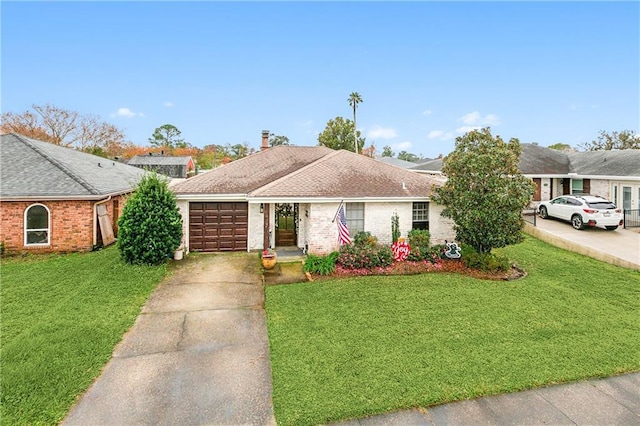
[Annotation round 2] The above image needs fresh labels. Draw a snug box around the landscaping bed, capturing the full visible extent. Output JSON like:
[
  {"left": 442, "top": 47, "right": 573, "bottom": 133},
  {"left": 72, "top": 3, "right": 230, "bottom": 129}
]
[{"left": 316, "top": 259, "right": 526, "bottom": 281}]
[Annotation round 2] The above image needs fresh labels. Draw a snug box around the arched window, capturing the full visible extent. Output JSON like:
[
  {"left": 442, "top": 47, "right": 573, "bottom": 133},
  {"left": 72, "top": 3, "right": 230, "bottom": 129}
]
[{"left": 24, "top": 204, "right": 50, "bottom": 246}]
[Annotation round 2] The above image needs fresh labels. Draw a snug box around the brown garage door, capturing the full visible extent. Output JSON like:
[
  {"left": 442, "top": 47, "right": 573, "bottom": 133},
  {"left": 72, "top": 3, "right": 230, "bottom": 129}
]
[{"left": 189, "top": 202, "right": 248, "bottom": 252}]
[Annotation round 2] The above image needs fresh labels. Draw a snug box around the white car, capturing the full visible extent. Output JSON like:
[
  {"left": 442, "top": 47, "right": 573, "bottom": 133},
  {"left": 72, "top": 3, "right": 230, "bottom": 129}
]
[{"left": 537, "top": 195, "right": 623, "bottom": 231}]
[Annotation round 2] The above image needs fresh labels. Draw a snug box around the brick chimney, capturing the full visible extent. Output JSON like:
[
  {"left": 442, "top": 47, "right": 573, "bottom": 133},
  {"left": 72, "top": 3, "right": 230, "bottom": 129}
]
[{"left": 261, "top": 130, "right": 270, "bottom": 151}]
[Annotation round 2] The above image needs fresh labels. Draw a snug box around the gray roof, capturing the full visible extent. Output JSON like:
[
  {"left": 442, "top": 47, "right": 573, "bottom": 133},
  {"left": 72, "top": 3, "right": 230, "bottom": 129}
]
[
  {"left": 1, "top": 133, "right": 148, "bottom": 200},
  {"left": 519, "top": 143, "right": 572, "bottom": 175},
  {"left": 404, "top": 143, "right": 639, "bottom": 178},
  {"left": 567, "top": 150, "right": 640, "bottom": 176},
  {"left": 173, "top": 146, "right": 444, "bottom": 199},
  {"left": 410, "top": 158, "right": 444, "bottom": 172},
  {"left": 376, "top": 157, "right": 422, "bottom": 169},
  {"left": 128, "top": 155, "right": 193, "bottom": 166}
]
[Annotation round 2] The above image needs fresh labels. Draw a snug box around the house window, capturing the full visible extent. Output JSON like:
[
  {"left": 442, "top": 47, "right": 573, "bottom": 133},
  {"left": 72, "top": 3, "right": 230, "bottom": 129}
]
[
  {"left": 412, "top": 202, "right": 429, "bottom": 230},
  {"left": 572, "top": 179, "right": 583, "bottom": 194},
  {"left": 24, "top": 204, "right": 50, "bottom": 246},
  {"left": 345, "top": 202, "right": 364, "bottom": 235}
]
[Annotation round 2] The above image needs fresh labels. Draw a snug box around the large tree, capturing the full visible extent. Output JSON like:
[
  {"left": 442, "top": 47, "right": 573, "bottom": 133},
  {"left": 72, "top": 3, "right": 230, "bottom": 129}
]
[
  {"left": 148, "top": 124, "right": 187, "bottom": 148},
  {"left": 433, "top": 128, "right": 534, "bottom": 254},
  {"left": 1, "top": 104, "right": 128, "bottom": 155},
  {"left": 317, "top": 116, "right": 365, "bottom": 151},
  {"left": 348, "top": 92, "right": 363, "bottom": 153},
  {"left": 381, "top": 145, "right": 394, "bottom": 157},
  {"left": 579, "top": 130, "right": 639, "bottom": 151},
  {"left": 397, "top": 151, "right": 422, "bottom": 163}
]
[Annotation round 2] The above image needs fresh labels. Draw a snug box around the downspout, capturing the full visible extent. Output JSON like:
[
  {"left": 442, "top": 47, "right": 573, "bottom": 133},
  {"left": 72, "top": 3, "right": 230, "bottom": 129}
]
[{"left": 93, "top": 196, "right": 112, "bottom": 247}]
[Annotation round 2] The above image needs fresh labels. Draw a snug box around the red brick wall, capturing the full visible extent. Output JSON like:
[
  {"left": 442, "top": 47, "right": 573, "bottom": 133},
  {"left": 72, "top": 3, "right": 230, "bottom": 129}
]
[{"left": 0, "top": 195, "right": 128, "bottom": 254}]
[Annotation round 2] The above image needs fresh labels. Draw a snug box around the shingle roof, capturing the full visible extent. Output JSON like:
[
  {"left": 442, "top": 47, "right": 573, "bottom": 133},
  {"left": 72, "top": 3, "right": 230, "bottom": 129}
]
[
  {"left": 567, "top": 150, "right": 640, "bottom": 176},
  {"left": 172, "top": 146, "right": 334, "bottom": 194},
  {"left": 172, "top": 146, "right": 443, "bottom": 199},
  {"left": 376, "top": 157, "right": 422, "bottom": 169},
  {"left": 519, "top": 143, "right": 572, "bottom": 175},
  {"left": 410, "top": 158, "right": 444, "bottom": 172},
  {"left": 128, "top": 155, "right": 193, "bottom": 166},
  {"left": 251, "top": 150, "right": 443, "bottom": 198},
  {"left": 1, "top": 133, "right": 148, "bottom": 199}
]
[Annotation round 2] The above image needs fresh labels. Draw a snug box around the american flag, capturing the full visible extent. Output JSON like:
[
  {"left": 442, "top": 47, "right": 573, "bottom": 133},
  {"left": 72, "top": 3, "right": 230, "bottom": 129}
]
[{"left": 336, "top": 204, "right": 352, "bottom": 245}]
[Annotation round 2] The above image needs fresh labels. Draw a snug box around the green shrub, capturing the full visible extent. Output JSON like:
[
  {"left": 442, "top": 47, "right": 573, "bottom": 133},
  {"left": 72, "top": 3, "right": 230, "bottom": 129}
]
[
  {"left": 304, "top": 252, "right": 338, "bottom": 275},
  {"left": 352, "top": 231, "right": 378, "bottom": 247},
  {"left": 430, "top": 244, "right": 448, "bottom": 260},
  {"left": 391, "top": 212, "right": 400, "bottom": 243},
  {"left": 337, "top": 244, "right": 393, "bottom": 269},
  {"left": 117, "top": 173, "right": 183, "bottom": 265},
  {"left": 461, "top": 244, "right": 510, "bottom": 272},
  {"left": 408, "top": 229, "right": 430, "bottom": 257}
]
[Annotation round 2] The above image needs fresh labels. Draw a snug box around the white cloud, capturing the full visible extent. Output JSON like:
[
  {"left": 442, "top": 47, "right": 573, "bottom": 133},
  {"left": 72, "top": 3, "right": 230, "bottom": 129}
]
[
  {"left": 163, "top": 101, "right": 174, "bottom": 107},
  {"left": 393, "top": 141, "right": 412, "bottom": 150},
  {"left": 428, "top": 130, "right": 454, "bottom": 140},
  {"left": 112, "top": 107, "right": 143, "bottom": 118},
  {"left": 367, "top": 125, "right": 398, "bottom": 140},
  {"left": 456, "top": 126, "right": 482, "bottom": 134},
  {"left": 422, "top": 110, "right": 432, "bottom": 116},
  {"left": 458, "top": 111, "right": 500, "bottom": 126}
]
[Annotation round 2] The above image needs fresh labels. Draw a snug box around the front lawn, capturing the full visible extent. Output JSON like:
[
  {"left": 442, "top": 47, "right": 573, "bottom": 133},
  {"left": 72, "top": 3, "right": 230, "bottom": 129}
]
[
  {"left": 1, "top": 247, "right": 167, "bottom": 425},
  {"left": 266, "top": 236, "right": 640, "bottom": 425}
]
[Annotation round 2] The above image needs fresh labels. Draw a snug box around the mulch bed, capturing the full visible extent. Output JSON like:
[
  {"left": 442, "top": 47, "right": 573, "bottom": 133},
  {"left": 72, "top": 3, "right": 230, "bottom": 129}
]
[{"left": 310, "top": 259, "right": 526, "bottom": 282}]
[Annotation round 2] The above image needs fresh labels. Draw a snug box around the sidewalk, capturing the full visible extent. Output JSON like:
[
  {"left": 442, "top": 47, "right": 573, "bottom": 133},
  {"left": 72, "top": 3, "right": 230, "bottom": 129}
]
[{"left": 336, "top": 372, "right": 640, "bottom": 425}]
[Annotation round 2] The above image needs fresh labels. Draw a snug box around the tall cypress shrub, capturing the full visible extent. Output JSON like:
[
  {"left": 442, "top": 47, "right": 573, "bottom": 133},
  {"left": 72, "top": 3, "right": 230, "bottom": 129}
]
[{"left": 117, "top": 173, "right": 183, "bottom": 265}]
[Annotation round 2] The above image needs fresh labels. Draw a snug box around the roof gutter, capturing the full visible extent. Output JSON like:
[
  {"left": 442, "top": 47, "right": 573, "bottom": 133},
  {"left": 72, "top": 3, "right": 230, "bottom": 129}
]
[{"left": 0, "top": 189, "right": 135, "bottom": 202}]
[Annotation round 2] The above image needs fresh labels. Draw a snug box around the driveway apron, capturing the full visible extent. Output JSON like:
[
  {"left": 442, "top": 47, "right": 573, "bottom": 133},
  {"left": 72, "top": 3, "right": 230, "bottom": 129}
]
[{"left": 63, "top": 253, "right": 275, "bottom": 425}]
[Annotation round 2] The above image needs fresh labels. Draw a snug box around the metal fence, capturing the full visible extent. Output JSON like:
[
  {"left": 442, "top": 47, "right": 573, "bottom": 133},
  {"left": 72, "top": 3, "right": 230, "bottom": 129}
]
[
  {"left": 624, "top": 209, "right": 640, "bottom": 229},
  {"left": 522, "top": 209, "right": 537, "bottom": 226}
]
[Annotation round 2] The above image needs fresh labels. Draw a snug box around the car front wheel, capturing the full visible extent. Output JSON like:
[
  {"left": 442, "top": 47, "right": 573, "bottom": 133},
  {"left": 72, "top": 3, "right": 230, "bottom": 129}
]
[
  {"left": 571, "top": 215, "right": 584, "bottom": 230},
  {"left": 605, "top": 226, "right": 618, "bottom": 231},
  {"left": 539, "top": 206, "right": 549, "bottom": 219}
]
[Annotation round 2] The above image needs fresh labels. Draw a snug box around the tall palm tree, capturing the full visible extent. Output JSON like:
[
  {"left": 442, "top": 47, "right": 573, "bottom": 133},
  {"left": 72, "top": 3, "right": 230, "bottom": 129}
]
[{"left": 348, "top": 92, "right": 363, "bottom": 153}]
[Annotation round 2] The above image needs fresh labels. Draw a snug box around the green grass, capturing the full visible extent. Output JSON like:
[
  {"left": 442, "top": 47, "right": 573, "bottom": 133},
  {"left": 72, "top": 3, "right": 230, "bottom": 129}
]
[
  {"left": 266, "top": 236, "right": 640, "bottom": 425},
  {"left": 1, "top": 247, "right": 167, "bottom": 425}
]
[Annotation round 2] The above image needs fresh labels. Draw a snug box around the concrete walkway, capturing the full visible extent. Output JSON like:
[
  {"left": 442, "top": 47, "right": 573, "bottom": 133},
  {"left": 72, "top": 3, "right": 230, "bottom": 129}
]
[
  {"left": 335, "top": 373, "right": 640, "bottom": 425},
  {"left": 63, "top": 253, "right": 275, "bottom": 425},
  {"left": 525, "top": 218, "right": 640, "bottom": 270}
]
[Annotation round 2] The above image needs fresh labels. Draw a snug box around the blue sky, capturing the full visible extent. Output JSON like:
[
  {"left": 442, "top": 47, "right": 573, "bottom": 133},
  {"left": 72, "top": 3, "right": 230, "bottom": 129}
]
[{"left": 2, "top": 1, "right": 638, "bottom": 158}]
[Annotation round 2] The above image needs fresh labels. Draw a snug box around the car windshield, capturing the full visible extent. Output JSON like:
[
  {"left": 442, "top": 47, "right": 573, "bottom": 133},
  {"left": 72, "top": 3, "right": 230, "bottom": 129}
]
[{"left": 586, "top": 201, "right": 616, "bottom": 209}]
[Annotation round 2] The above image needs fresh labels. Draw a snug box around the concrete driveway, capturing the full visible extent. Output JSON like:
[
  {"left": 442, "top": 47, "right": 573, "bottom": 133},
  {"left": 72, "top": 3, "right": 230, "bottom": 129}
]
[
  {"left": 526, "top": 217, "right": 640, "bottom": 270},
  {"left": 63, "top": 253, "right": 275, "bottom": 425}
]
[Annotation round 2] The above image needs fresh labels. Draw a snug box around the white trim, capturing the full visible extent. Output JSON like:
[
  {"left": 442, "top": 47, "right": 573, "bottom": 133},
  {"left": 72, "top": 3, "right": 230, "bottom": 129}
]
[
  {"left": 24, "top": 203, "right": 51, "bottom": 247},
  {"left": 523, "top": 174, "right": 640, "bottom": 182},
  {"left": 175, "top": 194, "right": 432, "bottom": 204},
  {"left": 174, "top": 193, "right": 247, "bottom": 201},
  {"left": 248, "top": 196, "right": 432, "bottom": 204},
  {"left": 1, "top": 189, "right": 134, "bottom": 202}
]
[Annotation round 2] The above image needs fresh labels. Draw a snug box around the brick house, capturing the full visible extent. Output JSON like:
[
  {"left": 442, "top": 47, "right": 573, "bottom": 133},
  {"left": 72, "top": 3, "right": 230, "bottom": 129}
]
[
  {"left": 172, "top": 131, "right": 455, "bottom": 255},
  {"left": 0, "top": 133, "right": 148, "bottom": 254}
]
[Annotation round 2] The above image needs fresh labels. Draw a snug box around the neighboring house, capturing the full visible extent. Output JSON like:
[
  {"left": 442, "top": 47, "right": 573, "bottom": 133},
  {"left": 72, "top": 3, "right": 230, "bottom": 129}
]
[
  {"left": 405, "top": 143, "right": 640, "bottom": 210},
  {"left": 128, "top": 154, "right": 195, "bottom": 178},
  {"left": 519, "top": 144, "right": 640, "bottom": 210},
  {"left": 0, "top": 133, "right": 148, "bottom": 254},
  {"left": 172, "top": 137, "right": 454, "bottom": 255}
]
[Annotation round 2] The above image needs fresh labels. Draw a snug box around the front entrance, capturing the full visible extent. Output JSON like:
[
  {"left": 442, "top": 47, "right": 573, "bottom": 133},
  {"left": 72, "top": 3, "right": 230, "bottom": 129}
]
[{"left": 275, "top": 203, "right": 298, "bottom": 247}]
